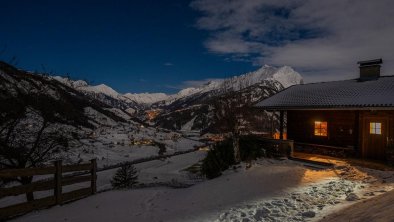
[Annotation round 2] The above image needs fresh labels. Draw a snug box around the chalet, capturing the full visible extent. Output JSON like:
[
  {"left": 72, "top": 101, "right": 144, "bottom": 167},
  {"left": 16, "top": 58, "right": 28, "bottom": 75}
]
[{"left": 255, "top": 59, "right": 394, "bottom": 161}]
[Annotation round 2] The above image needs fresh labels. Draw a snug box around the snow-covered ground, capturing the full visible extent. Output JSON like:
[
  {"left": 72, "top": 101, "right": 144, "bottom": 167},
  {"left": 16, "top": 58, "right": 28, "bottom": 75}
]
[
  {"left": 65, "top": 122, "right": 204, "bottom": 168},
  {"left": 12, "top": 158, "right": 394, "bottom": 222},
  {"left": 319, "top": 189, "right": 394, "bottom": 222},
  {"left": 96, "top": 151, "right": 206, "bottom": 191},
  {"left": 0, "top": 150, "right": 206, "bottom": 209}
]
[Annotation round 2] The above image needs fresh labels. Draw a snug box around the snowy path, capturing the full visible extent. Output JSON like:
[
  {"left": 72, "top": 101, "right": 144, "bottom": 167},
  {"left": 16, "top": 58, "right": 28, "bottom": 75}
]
[
  {"left": 11, "top": 159, "right": 394, "bottom": 222},
  {"left": 319, "top": 189, "right": 394, "bottom": 222}
]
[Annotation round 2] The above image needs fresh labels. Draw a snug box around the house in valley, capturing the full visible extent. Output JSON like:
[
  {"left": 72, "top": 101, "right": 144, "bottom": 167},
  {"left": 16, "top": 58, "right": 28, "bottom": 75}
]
[{"left": 255, "top": 59, "right": 394, "bottom": 161}]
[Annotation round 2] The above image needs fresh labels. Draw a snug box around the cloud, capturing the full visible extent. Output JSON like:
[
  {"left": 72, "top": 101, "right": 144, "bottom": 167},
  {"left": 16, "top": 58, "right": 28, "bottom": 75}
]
[
  {"left": 163, "top": 62, "right": 174, "bottom": 66},
  {"left": 191, "top": 0, "right": 394, "bottom": 82}
]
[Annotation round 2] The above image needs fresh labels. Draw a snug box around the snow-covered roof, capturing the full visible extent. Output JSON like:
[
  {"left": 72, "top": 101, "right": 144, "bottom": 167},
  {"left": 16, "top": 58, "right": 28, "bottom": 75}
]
[{"left": 255, "top": 76, "right": 394, "bottom": 110}]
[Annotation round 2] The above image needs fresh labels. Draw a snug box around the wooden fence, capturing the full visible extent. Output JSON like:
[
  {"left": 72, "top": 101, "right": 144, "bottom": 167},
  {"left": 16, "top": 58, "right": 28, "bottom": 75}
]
[
  {"left": 294, "top": 142, "right": 355, "bottom": 158},
  {"left": 0, "top": 159, "right": 97, "bottom": 220},
  {"left": 257, "top": 138, "right": 294, "bottom": 157}
]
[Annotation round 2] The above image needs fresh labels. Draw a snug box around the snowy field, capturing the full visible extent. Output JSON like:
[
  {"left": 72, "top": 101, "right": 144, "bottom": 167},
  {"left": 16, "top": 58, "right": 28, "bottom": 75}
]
[
  {"left": 12, "top": 158, "right": 394, "bottom": 222},
  {"left": 64, "top": 122, "right": 204, "bottom": 168},
  {"left": 0, "top": 122, "right": 206, "bottom": 210},
  {"left": 0, "top": 151, "right": 206, "bottom": 209}
]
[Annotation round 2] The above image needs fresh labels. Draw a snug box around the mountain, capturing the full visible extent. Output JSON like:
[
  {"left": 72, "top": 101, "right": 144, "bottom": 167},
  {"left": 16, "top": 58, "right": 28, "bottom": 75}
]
[
  {"left": 0, "top": 61, "right": 204, "bottom": 167},
  {"left": 52, "top": 76, "right": 144, "bottom": 113},
  {"left": 52, "top": 77, "right": 120, "bottom": 99},
  {"left": 123, "top": 93, "right": 169, "bottom": 104},
  {"left": 137, "top": 65, "right": 302, "bottom": 106},
  {"left": 52, "top": 65, "right": 302, "bottom": 109},
  {"left": 0, "top": 62, "right": 129, "bottom": 129},
  {"left": 150, "top": 65, "right": 303, "bottom": 132},
  {"left": 50, "top": 65, "right": 302, "bottom": 132},
  {"left": 0, "top": 61, "right": 303, "bottom": 166}
]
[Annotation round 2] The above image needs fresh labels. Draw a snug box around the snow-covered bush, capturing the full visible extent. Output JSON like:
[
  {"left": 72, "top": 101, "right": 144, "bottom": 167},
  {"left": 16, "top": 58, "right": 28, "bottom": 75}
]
[
  {"left": 201, "top": 140, "right": 235, "bottom": 179},
  {"left": 201, "top": 135, "right": 275, "bottom": 179},
  {"left": 111, "top": 164, "right": 138, "bottom": 189},
  {"left": 239, "top": 135, "right": 268, "bottom": 161}
]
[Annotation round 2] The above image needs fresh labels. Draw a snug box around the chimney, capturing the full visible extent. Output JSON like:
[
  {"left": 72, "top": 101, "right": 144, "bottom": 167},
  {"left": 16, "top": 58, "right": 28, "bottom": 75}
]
[{"left": 357, "top": 58, "right": 382, "bottom": 80}]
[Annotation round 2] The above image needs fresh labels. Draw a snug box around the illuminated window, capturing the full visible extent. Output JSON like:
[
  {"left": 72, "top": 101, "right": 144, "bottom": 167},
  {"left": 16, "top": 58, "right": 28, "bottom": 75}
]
[
  {"left": 370, "top": 122, "right": 381, "bottom": 135},
  {"left": 314, "top": 121, "right": 328, "bottom": 136}
]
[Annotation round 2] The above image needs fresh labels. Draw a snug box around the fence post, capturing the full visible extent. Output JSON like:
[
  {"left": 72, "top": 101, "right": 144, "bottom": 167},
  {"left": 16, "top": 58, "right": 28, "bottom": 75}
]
[
  {"left": 90, "top": 159, "right": 97, "bottom": 194},
  {"left": 289, "top": 140, "right": 294, "bottom": 157},
  {"left": 54, "top": 160, "right": 62, "bottom": 205}
]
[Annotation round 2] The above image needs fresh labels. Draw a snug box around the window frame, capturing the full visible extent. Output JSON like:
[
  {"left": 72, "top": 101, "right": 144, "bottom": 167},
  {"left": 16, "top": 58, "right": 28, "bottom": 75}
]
[
  {"left": 314, "top": 121, "right": 328, "bottom": 137},
  {"left": 369, "top": 122, "right": 382, "bottom": 135}
]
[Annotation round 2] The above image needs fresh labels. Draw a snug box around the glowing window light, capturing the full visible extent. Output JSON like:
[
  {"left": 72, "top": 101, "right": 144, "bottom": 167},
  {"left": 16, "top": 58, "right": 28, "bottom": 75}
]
[
  {"left": 314, "top": 121, "right": 328, "bottom": 136},
  {"left": 370, "top": 122, "right": 382, "bottom": 135}
]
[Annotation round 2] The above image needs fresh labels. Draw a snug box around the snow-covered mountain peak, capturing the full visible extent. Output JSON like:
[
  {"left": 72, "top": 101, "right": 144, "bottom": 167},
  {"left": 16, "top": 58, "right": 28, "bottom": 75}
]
[
  {"left": 72, "top": 80, "right": 89, "bottom": 88},
  {"left": 272, "top": 66, "right": 303, "bottom": 88},
  {"left": 139, "top": 65, "right": 302, "bottom": 105},
  {"left": 52, "top": 76, "right": 120, "bottom": 99},
  {"left": 53, "top": 65, "right": 303, "bottom": 106},
  {"left": 169, "top": 79, "right": 222, "bottom": 100},
  {"left": 52, "top": 76, "right": 88, "bottom": 88},
  {"left": 123, "top": 92, "right": 169, "bottom": 104},
  {"left": 218, "top": 65, "right": 303, "bottom": 92},
  {"left": 88, "top": 84, "right": 120, "bottom": 98}
]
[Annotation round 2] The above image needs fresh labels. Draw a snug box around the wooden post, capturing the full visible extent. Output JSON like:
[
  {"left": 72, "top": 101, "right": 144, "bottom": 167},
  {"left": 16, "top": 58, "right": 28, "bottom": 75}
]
[
  {"left": 288, "top": 140, "right": 294, "bottom": 157},
  {"left": 279, "top": 111, "right": 284, "bottom": 140},
  {"left": 54, "top": 160, "right": 62, "bottom": 204},
  {"left": 90, "top": 159, "right": 97, "bottom": 194},
  {"left": 270, "top": 111, "right": 274, "bottom": 138},
  {"left": 354, "top": 111, "right": 360, "bottom": 155}
]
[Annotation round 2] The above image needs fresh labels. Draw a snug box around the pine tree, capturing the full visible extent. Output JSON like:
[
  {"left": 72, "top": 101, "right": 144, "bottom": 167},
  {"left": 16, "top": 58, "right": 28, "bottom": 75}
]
[{"left": 111, "top": 164, "right": 138, "bottom": 189}]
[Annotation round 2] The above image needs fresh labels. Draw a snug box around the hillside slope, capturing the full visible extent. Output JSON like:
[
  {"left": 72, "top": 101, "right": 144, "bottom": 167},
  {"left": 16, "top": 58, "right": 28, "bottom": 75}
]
[
  {"left": 151, "top": 66, "right": 303, "bottom": 132},
  {"left": 0, "top": 62, "right": 126, "bottom": 129}
]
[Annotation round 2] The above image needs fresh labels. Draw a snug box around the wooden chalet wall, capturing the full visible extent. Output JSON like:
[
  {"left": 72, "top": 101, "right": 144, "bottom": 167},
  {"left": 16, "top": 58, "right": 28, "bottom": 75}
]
[
  {"left": 287, "top": 110, "right": 358, "bottom": 149},
  {"left": 287, "top": 109, "right": 394, "bottom": 160},
  {"left": 359, "top": 110, "right": 394, "bottom": 160}
]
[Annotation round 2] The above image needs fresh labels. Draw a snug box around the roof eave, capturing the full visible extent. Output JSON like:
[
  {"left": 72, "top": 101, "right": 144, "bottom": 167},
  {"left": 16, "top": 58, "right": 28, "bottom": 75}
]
[{"left": 255, "top": 106, "right": 394, "bottom": 111}]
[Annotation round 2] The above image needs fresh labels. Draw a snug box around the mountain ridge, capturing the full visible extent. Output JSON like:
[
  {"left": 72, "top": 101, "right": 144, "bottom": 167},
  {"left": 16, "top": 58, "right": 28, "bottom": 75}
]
[
  {"left": 53, "top": 65, "right": 303, "bottom": 106},
  {"left": 0, "top": 61, "right": 304, "bottom": 134}
]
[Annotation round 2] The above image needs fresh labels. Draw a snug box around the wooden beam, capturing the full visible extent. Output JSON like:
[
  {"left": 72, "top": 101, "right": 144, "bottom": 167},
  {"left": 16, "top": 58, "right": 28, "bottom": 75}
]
[
  {"left": 0, "top": 196, "right": 56, "bottom": 220},
  {"left": 62, "top": 163, "right": 92, "bottom": 173},
  {"left": 270, "top": 111, "right": 274, "bottom": 138},
  {"left": 0, "top": 160, "right": 97, "bottom": 219},
  {"left": 354, "top": 110, "right": 360, "bottom": 154},
  {"left": 279, "top": 111, "right": 284, "bottom": 139},
  {"left": 90, "top": 159, "right": 97, "bottom": 195},
  {"left": 0, "top": 180, "right": 54, "bottom": 199},
  {"left": 54, "top": 160, "right": 62, "bottom": 205},
  {"left": 0, "top": 167, "right": 55, "bottom": 178}
]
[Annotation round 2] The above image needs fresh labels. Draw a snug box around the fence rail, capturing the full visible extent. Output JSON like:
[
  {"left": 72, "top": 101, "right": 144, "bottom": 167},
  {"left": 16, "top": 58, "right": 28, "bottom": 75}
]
[
  {"left": 0, "top": 159, "right": 97, "bottom": 220},
  {"left": 257, "top": 138, "right": 294, "bottom": 157},
  {"left": 294, "top": 142, "right": 355, "bottom": 157}
]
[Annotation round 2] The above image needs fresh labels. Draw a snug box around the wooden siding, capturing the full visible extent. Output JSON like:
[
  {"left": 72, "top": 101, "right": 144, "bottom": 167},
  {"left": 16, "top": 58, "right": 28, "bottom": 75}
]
[
  {"left": 287, "top": 110, "right": 358, "bottom": 149},
  {"left": 360, "top": 110, "right": 394, "bottom": 160},
  {"left": 287, "top": 110, "right": 394, "bottom": 160}
]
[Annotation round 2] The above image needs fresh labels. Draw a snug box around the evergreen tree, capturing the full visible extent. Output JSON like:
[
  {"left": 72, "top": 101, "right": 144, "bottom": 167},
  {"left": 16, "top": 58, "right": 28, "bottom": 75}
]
[{"left": 111, "top": 164, "right": 138, "bottom": 189}]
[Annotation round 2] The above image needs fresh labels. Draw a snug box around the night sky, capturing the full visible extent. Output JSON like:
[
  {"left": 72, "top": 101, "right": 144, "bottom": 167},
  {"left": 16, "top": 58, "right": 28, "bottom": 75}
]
[{"left": 1, "top": 0, "right": 394, "bottom": 93}]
